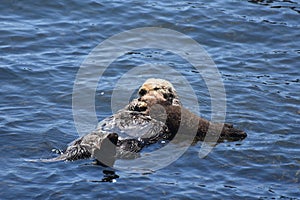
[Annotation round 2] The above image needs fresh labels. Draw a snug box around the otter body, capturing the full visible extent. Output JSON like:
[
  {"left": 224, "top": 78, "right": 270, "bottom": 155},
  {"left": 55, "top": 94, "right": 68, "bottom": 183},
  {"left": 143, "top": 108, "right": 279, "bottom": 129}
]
[{"left": 49, "top": 79, "right": 246, "bottom": 165}]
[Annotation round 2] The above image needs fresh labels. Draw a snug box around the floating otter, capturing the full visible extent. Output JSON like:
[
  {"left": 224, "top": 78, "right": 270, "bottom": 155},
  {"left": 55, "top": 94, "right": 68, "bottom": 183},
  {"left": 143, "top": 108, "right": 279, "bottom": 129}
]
[{"left": 48, "top": 78, "right": 246, "bottom": 166}]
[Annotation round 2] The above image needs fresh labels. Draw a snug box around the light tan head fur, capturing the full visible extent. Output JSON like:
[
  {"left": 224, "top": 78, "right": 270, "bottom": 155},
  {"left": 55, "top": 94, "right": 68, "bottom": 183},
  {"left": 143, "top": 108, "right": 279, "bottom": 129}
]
[
  {"left": 128, "top": 79, "right": 180, "bottom": 112},
  {"left": 138, "top": 78, "right": 179, "bottom": 104}
]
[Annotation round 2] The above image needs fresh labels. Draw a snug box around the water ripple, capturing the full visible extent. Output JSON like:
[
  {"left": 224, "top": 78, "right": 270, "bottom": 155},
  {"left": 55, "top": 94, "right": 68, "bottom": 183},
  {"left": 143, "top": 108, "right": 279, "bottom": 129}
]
[{"left": 1, "top": 0, "right": 299, "bottom": 199}]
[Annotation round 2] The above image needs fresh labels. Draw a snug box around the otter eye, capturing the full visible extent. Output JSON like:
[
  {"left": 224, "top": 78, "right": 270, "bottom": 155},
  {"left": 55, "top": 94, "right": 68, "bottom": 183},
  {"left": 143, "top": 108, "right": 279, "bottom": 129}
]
[
  {"left": 153, "top": 87, "right": 159, "bottom": 90},
  {"left": 139, "top": 88, "right": 147, "bottom": 96}
]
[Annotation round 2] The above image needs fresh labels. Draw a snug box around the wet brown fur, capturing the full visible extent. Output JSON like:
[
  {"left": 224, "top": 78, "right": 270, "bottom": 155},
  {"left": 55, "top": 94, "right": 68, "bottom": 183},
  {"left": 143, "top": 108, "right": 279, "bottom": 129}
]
[{"left": 45, "top": 78, "right": 246, "bottom": 164}]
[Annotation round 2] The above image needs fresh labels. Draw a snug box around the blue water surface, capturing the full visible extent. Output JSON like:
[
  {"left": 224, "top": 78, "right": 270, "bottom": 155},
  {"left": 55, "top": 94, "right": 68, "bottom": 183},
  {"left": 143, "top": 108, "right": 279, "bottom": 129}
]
[{"left": 0, "top": 0, "right": 299, "bottom": 199}]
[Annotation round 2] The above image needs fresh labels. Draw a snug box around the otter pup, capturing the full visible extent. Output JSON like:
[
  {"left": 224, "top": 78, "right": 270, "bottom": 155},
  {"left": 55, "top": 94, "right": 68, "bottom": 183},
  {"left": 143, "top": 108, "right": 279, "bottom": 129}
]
[{"left": 48, "top": 78, "right": 246, "bottom": 165}]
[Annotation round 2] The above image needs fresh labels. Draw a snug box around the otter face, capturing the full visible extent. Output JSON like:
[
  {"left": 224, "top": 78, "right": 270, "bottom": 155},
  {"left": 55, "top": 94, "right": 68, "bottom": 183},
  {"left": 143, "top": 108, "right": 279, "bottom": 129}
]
[
  {"left": 128, "top": 78, "right": 181, "bottom": 112},
  {"left": 138, "top": 78, "right": 180, "bottom": 107}
]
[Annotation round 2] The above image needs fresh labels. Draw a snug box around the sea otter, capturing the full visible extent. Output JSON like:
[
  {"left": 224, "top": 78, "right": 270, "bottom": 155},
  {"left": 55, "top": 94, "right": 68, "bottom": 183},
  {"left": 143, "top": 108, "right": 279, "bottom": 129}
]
[{"left": 48, "top": 78, "right": 246, "bottom": 166}]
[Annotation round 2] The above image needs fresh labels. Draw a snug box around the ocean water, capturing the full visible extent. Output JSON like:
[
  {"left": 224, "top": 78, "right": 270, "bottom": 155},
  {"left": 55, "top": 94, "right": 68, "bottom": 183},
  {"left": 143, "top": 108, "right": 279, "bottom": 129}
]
[{"left": 1, "top": 0, "right": 299, "bottom": 199}]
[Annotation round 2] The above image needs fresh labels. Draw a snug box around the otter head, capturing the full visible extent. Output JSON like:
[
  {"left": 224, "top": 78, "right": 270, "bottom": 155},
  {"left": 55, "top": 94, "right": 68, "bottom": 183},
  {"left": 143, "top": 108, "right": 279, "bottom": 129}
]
[
  {"left": 137, "top": 78, "right": 180, "bottom": 108},
  {"left": 128, "top": 78, "right": 181, "bottom": 112}
]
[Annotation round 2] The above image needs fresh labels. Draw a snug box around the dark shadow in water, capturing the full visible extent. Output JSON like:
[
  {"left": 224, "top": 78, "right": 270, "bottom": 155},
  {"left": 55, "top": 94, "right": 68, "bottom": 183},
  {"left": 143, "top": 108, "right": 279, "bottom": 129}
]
[
  {"left": 81, "top": 161, "right": 120, "bottom": 183},
  {"left": 101, "top": 170, "right": 120, "bottom": 182},
  {"left": 248, "top": 0, "right": 274, "bottom": 5},
  {"left": 87, "top": 169, "right": 120, "bottom": 183},
  {"left": 248, "top": 0, "right": 300, "bottom": 14}
]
